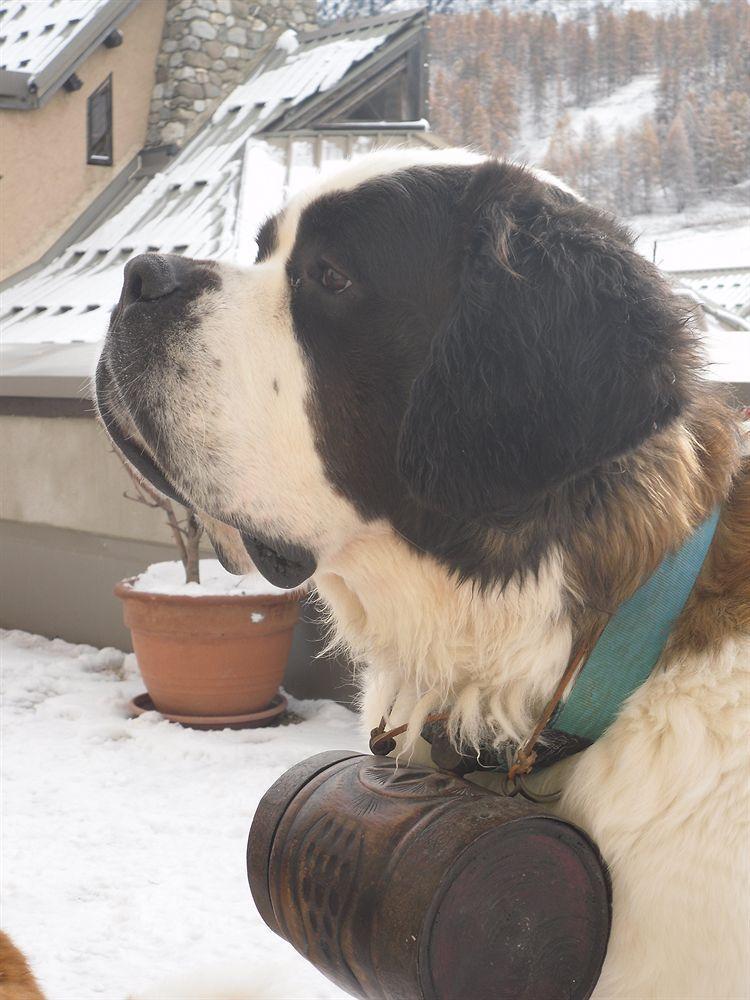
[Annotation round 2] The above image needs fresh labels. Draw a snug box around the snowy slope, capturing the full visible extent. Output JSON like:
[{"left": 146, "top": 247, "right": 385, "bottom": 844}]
[
  {"left": 631, "top": 200, "right": 750, "bottom": 273},
  {"left": 639, "top": 223, "right": 750, "bottom": 274},
  {"left": 1, "top": 629, "right": 360, "bottom": 1000},
  {"left": 515, "top": 73, "right": 658, "bottom": 165}
]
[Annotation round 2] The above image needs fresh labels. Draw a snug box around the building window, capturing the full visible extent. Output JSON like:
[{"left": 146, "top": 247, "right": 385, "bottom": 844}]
[{"left": 87, "top": 76, "right": 113, "bottom": 166}]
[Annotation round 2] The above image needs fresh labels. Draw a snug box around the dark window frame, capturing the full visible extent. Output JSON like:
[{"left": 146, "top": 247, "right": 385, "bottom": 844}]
[{"left": 87, "top": 75, "right": 113, "bottom": 167}]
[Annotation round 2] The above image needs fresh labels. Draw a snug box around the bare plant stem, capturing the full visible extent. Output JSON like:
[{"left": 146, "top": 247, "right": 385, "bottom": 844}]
[{"left": 184, "top": 512, "right": 203, "bottom": 584}]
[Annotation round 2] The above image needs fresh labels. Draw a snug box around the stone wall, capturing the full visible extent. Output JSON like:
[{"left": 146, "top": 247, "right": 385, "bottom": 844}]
[{"left": 146, "top": 0, "right": 317, "bottom": 149}]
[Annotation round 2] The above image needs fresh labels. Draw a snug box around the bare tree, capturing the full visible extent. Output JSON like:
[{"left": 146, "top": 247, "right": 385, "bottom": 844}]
[{"left": 116, "top": 452, "right": 203, "bottom": 584}]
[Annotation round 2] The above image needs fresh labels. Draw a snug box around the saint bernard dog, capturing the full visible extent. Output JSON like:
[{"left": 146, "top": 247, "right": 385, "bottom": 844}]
[{"left": 95, "top": 149, "right": 749, "bottom": 999}]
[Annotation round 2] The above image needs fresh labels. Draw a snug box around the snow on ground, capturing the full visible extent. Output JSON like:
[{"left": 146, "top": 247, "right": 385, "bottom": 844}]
[
  {"left": 1, "top": 629, "right": 362, "bottom": 1000},
  {"left": 128, "top": 560, "right": 289, "bottom": 599},
  {"left": 631, "top": 198, "right": 750, "bottom": 273}
]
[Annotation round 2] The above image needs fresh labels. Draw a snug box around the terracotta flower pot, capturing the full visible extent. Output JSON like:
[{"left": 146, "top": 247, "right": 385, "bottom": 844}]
[{"left": 115, "top": 580, "right": 300, "bottom": 719}]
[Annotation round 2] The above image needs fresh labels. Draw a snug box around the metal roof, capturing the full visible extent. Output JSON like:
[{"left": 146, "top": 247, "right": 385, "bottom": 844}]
[
  {"left": 668, "top": 267, "right": 750, "bottom": 320},
  {"left": 218, "top": 9, "right": 426, "bottom": 133},
  {"left": 218, "top": 31, "right": 392, "bottom": 131},
  {"left": 0, "top": 9, "right": 431, "bottom": 353},
  {"left": 0, "top": 0, "right": 138, "bottom": 108}
]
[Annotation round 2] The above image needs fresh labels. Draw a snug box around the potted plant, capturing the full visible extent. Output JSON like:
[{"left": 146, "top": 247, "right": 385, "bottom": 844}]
[{"left": 114, "top": 457, "right": 301, "bottom": 729}]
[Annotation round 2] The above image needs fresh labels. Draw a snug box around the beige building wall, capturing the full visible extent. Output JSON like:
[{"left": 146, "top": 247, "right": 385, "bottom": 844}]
[
  {"left": 0, "top": 414, "right": 180, "bottom": 546},
  {"left": 0, "top": 0, "right": 167, "bottom": 281}
]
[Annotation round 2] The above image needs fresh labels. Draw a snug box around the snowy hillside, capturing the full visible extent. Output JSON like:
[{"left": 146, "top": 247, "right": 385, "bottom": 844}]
[
  {"left": 427, "top": 0, "right": 748, "bottom": 232},
  {"left": 315, "top": 0, "right": 742, "bottom": 255},
  {"left": 514, "top": 73, "right": 657, "bottom": 165},
  {"left": 632, "top": 199, "right": 750, "bottom": 274},
  {"left": 419, "top": 0, "right": 750, "bottom": 324}
]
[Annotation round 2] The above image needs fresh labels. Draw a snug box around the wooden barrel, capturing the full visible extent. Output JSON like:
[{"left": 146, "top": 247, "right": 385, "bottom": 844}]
[{"left": 248, "top": 751, "right": 611, "bottom": 1000}]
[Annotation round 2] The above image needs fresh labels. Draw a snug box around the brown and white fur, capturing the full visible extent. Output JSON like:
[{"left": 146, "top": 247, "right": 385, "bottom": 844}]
[
  {"left": 96, "top": 149, "right": 750, "bottom": 999},
  {"left": 0, "top": 932, "right": 45, "bottom": 1000}
]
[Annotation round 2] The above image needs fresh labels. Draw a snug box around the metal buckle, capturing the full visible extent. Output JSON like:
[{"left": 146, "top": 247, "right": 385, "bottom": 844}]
[{"left": 498, "top": 746, "right": 562, "bottom": 804}]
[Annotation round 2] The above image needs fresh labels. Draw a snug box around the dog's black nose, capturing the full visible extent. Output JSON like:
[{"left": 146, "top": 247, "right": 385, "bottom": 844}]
[{"left": 122, "top": 253, "right": 178, "bottom": 306}]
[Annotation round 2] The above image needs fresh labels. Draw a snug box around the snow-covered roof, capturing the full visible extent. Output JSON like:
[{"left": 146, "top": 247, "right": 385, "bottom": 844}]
[
  {"left": 214, "top": 31, "right": 393, "bottom": 133},
  {"left": 0, "top": 129, "right": 430, "bottom": 349},
  {"left": 633, "top": 218, "right": 750, "bottom": 319},
  {"left": 0, "top": 9, "right": 430, "bottom": 352},
  {"left": 670, "top": 268, "right": 750, "bottom": 320},
  {"left": 0, "top": 0, "right": 137, "bottom": 108}
]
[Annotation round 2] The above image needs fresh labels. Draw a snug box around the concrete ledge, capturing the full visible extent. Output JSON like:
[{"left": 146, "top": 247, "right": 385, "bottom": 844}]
[
  {"left": 0, "top": 396, "right": 94, "bottom": 418},
  {"left": 0, "top": 342, "right": 99, "bottom": 399}
]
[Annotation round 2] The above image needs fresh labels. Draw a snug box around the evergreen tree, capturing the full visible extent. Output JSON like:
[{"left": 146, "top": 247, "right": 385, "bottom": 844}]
[
  {"left": 529, "top": 45, "right": 547, "bottom": 127},
  {"left": 488, "top": 62, "right": 520, "bottom": 155},
  {"left": 663, "top": 113, "right": 698, "bottom": 211},
  {"left": 543, "top": 114, "right": 580, "bottom": 192},
  {"left": 656, "top": 66, "right": 680, "bottom": 127},
  {"left": 468, "top": 104, "right": 492, "bottom": 155},
  {"left": 703, "top": 90, "right": 734, "bottom": 191},
  {"left": 613, "top": 127, "right": 636, "bottom": 215},
  {"left": 622, "top": 11, "right": 653, "bottom": 82},
  {"left": 677, "top": 96, "right": 706, "bottom": 189},
  {"left": 636, "top": 117, "right": 662, "bottom": 213},
  {"left": 726, "top": 91, "right": 750, "bottom": 180},
  {"left": 578, "top": 117, "right": 606, "bottom": 203},
  {"left": 595, "top": 9, "right": 622, "bottom": 95},
  {"left": 572, "top": 23, "right": 594, "bottom": 106}
]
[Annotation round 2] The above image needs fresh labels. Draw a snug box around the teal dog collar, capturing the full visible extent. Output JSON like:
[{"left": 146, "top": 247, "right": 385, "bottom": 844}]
[{"left": 418, "top": 508, "right": 720, "bottom": 786}]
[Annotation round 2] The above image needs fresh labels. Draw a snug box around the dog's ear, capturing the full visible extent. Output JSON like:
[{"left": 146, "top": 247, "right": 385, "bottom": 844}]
[{"left": 397, "top": 160, "right": 690, "bottom": 519}]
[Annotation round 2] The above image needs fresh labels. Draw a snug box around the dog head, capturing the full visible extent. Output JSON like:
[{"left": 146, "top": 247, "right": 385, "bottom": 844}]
[{"left": 96, "top": 150, "right": 692, "bottom": 589}]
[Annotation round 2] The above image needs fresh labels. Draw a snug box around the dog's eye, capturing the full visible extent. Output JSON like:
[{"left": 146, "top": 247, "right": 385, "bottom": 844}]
[{"left": 319, "top": 263, "right": 351, "bottom": 294}]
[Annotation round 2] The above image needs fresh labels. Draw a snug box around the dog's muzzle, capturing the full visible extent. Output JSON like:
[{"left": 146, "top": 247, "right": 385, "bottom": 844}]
[
  {"left": 95, "top": 254, "right": 317, "bottom": 591},
  {"left": 94, "top": 359, "right": 188, "bottom": 507}
]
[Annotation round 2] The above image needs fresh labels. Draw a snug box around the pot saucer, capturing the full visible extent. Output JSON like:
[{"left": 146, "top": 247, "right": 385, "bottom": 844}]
[{"left": 129, "top": 691, "right": 288, "bottom": 730}]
